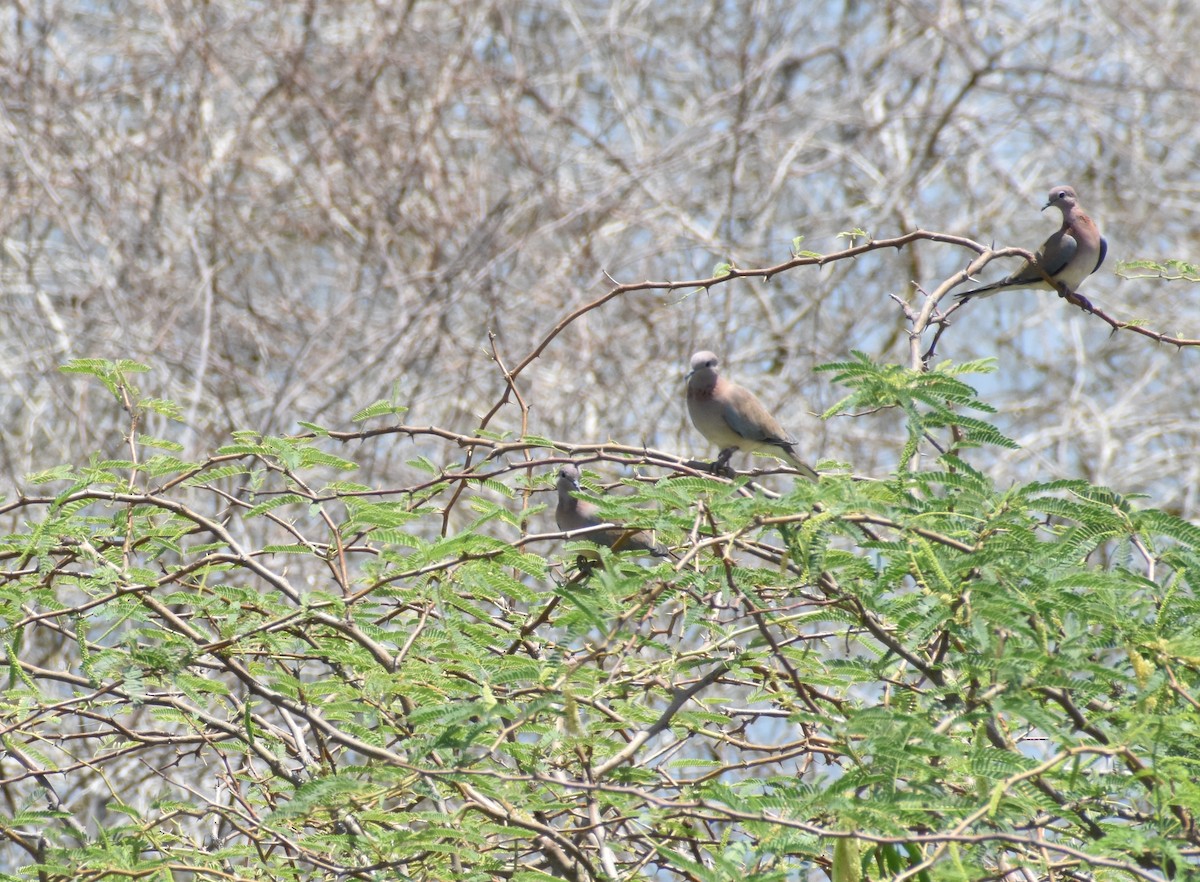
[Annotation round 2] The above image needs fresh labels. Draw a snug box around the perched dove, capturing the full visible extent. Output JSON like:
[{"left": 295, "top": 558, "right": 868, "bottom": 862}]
[
  {"left": 956, "top": 185, "right": 1107, "bottom": 303},
  {"left": 685, "top": 351, "right": 818, "bottom": 480},
  {"left": 555, "top": 464, "right": 667, "bottom": 556}
]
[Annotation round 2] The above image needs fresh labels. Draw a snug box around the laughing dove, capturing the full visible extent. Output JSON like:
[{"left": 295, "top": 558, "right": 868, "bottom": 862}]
[
  {"left": 555, "top": 464, "right": 667, "bottom": 556},
  {"left": 955, "top": 185, "right": 1107, "bottom": 303},
  {"left": 685, "top": 351, "right": 818, "bottom": 480}
]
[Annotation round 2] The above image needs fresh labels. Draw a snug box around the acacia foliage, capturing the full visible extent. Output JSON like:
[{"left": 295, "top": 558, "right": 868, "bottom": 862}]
[{"left": 0, "top": 356, "right": 1197, "bottom": 881}]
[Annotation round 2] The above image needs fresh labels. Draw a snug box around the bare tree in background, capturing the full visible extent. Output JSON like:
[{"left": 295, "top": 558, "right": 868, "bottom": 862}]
[{"left": 2, "top": 2, "right": 1199, "bottom": 505}]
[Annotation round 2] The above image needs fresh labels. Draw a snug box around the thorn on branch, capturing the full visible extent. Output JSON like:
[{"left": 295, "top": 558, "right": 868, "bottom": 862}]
[{"left": 888, "top": 291, "right": 916, "bottom": 322}]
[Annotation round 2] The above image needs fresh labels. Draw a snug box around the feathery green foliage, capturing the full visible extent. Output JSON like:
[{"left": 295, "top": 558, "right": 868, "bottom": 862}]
[{"left": 0, "top": 356, "right": 1196, "bottom": 880}]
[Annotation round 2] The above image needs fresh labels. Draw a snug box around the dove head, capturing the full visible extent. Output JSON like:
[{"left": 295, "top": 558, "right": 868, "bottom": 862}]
[
  {"left": 557, "top": 463, "right": 582, "bottom": 492},
  {"left": 686, "top": 351, "right": 721, "bottom": 390},
  {"left": 1042, "top": 185, "right": 1079, "bottom": 214}
]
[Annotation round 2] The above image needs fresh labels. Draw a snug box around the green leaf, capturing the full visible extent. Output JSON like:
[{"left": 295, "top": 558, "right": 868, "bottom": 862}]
[
  {"left": 832, "top": 835, "right": 862, "bottom": 882},
  {"left": 140, "top": 397, "right": 185, "bottom": 421},
  {"left": 137, "top": 435, "right": 185, "bottom": 453},
  {"left": 352, "top": 400, "right": 410, "bottom": 422}
]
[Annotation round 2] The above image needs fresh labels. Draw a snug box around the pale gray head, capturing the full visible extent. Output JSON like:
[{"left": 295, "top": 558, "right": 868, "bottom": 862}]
[
  {"left": 687, "top": 350, "right": 720, "bottom": 385},
  {"left": 557, "top": 463, "right": 582, "bottom": 492},
  {"left": 1042, "top": 185, "right": 1079, "bottom": 214}
]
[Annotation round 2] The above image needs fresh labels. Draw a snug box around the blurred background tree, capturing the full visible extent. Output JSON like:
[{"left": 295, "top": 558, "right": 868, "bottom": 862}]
[{"left": 2, "top": 0, "right": 1197, "bottom": 513}]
